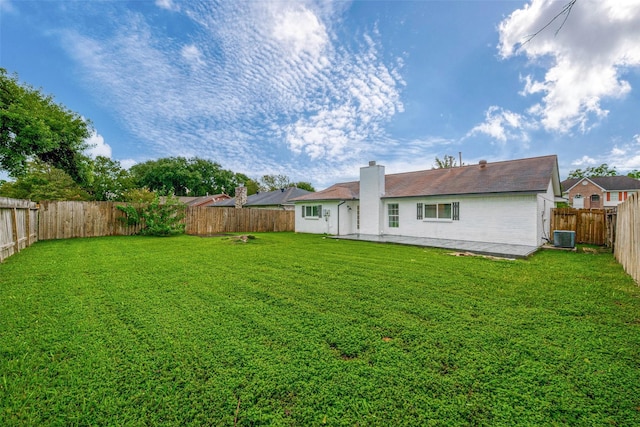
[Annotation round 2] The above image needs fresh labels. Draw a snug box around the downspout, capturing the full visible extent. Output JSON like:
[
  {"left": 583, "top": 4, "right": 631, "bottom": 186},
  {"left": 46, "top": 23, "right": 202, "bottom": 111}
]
[{"left": 337, "top": 201, "right": 346, "bottom": 235}]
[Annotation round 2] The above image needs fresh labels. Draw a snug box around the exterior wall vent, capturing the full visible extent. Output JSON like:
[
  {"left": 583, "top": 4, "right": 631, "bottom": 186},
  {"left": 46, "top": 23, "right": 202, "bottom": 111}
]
[{"left": 553, "top": 230, "right": 576, "bottom": 248}]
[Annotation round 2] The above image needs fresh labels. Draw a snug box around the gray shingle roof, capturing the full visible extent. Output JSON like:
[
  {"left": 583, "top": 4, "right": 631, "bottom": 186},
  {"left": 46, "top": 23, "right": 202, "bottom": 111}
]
[
  {"left": 292, "top": 155, "right": 560, "bottom": 202},
  {"left": 562, "top": 176, "right": 640, "bottom": 192},
  {"left": 213, "top": 187, "right": 312, "bottom": 207}
]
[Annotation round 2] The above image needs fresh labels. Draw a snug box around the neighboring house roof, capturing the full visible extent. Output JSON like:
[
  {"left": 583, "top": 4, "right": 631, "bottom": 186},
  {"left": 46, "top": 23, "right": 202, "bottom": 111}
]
[
  {"left": 176, "top": 194, "right": 231, "bottom": 207},
  {"left": 562, "top": 176, "right": 640, "bottom": 192},
  {"left": 293, "top": 155, "right": 560, "bottom": 202},
  {"left": 213, "top": 187, "right": 312, "bottom": 207}
]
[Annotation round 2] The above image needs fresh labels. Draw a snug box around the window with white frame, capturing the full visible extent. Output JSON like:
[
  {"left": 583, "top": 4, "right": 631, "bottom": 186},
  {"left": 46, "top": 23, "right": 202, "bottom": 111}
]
[
  {"left": 418, "top": 202, "right": 459, "bottom": 221},
  {"left": 301, "top": 205, "right": 322, "bottom": 219},
  {"left": 388, "top": 203, "right": 399, "bottom": 227}
]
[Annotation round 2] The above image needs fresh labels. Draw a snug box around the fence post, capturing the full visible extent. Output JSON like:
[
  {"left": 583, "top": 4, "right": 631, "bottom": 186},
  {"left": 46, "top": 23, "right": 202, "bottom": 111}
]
[{"left": 11, "top": 207, "right": 19, "bottom": 254}]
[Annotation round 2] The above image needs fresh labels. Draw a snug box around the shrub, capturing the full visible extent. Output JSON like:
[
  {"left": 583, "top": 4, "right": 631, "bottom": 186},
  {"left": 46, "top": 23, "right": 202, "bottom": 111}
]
[{"left": 117, "top": 193, "right": 185, "bottom": 236}]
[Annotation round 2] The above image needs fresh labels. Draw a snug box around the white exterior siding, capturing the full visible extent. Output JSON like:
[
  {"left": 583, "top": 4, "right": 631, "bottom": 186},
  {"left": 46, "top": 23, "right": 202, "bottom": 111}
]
[
  {"left": 295, "top": 201, "right": 360, "bottom": 235},
  {"left": 380, "top": 194, "right": 540, "bottom": 246},
  {"left": 536, "top": 180, "right": 556, "bottom": 245}
]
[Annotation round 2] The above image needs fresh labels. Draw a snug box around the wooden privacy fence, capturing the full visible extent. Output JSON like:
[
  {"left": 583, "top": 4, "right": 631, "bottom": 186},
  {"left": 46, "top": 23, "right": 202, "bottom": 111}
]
[
  {"left": 38, "top": 201, "right": 144, "bottom": 240},
  {"left": 550, "top": 208, "right": 608, "bottom": 246},
  {"left": 184, "top": 207, "right": 294, "bottom": 235},
  {"left": 37, "top": 201, "right": 295, "bottom": 240},
  {"left": 615, "top": 193, "right": 639, "bottom": 285},
  {"left": 0, "top": 197, "right": 38, "bottom": 262}
]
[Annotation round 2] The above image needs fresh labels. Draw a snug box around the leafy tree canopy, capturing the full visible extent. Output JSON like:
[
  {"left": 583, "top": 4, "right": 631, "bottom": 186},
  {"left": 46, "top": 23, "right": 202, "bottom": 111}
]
[
  {"left": 259, "top": 174, "right": 292, "bottom": 192},
  {"left": 627, "top": 170, "right": 640, "bottom": 179},
  {"left": 0, "top": 68, "right": 93, "bottom": 185},
  {"left": 567, "top": 163, "right": 618, "bottom": 179},
  {"left": 293, "top": 181, "right": 315, "bottom": 192},
  {"left": 87, "top": 156, "right": 134, "bottom": 201},
  {"left": 257, "top": 175, "right": 315, "bottom": 192},
  {"left": 129, "top": 157, "right": 247, "bottom": 197},
  {"left": 0, "top": 160, "right": 91, "bottom": 201}
]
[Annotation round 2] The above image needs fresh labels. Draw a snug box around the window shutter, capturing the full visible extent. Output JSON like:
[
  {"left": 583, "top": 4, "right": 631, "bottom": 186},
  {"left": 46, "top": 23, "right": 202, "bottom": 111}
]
[
  {"left": 302, "top": 206, "right": 306, "bottom": 218},
  {"left": 416, "top": 203, "right": 423, "bottom": 220},
  {"left": 318, "top": 205, "right": 323, "bottom": 218},
  {"left": 452, "top": 202, "right": 460, "bottom": 221}
]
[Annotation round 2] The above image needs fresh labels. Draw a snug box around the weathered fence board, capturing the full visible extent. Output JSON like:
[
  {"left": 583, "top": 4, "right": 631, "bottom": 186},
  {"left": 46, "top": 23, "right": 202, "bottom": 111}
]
[
  {"left": 615, "top": 193, "right": 639, "bottom": 285},
  {"left": 184, "top": 207, "right": 294, "bottom": 235},
  {"left": 38, "top": 201, "right": 144, "bottom": 240},
  {"left": 0, "top": 197, "right": 38, "bottom": 262},
  {"left": 551, "top": 208, "right": 608, "bottom": 245}
]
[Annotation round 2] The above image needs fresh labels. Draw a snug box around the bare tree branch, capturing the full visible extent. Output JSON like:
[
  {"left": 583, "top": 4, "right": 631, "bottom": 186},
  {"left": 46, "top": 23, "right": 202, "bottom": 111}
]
[{"left": 519, "top": 0, "right": 577, "bottom": 50}]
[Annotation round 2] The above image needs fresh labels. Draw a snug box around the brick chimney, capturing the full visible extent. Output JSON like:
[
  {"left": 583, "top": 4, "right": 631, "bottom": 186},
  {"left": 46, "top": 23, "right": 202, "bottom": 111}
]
[{"left": 235, "top": 186, "right": 247, "bottom": 209}]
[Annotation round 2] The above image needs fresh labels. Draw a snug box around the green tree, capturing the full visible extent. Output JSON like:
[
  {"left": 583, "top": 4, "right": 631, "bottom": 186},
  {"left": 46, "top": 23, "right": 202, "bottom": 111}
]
[
  {"left": 433, "top": 155, "right": 458, "bottom": 169},
  {"left": 244, "top": 179, "right": 260, "bottom": 196},
  {"left": 568, "top": 163, "right": 618, "bottom": 178},
  {"left": 627, "top": 170, "right": 640, "bottom": 179},
  {"left": 121, "top": 187, "right": 156, "bottom": 203},
  {"left": 0, "top": 68, "right": 93, "bottom": 185},
  {"left": 293, "top": 181, "right": 315, "bottom": 192},
  {"left": 0, "top": 160, "right": 91, "bottom": 201},
  {"left": 87, "top": 156, "right": 133, "bottom": 201},
  {"left": 259, "top": 174, "right": 292, "bottom": 191},
  {"left": 130, "top": 157, "right": 247, "bottom": 197}
]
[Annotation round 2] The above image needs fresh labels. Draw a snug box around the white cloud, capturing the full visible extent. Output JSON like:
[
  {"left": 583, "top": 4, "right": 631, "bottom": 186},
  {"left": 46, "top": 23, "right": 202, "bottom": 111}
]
[
  {"left": 571, "top": 155, "right": 596, "bottom": 167},
  {"left": 466, "top": 106, "right": 536, "bottom": 145},
  {"left": 571, "top": 136, "right": 640, "bottom": 172},
  {"left": 58, "top": 0, "right": 405, "bottom": 183},
  {"left": 498, "top": 0, "right": 640, "bottom": 133},
  {"left": 85, "top": 131, "right": 112, "bottom": 158},
  {"left": 119, "top": 159, "right": 138, "bottom": 170},
  {"left": 155, "top": 0, "right": 178, "bottom": 12},
  {"left": 181, "top": 44, "right": 204, "bottom": 67},
  {"left": 0, "top": 0, "right": 15, "bottom": 13},
  {"left": 272, "top": 5, "right": 328, "bottom": 57}
]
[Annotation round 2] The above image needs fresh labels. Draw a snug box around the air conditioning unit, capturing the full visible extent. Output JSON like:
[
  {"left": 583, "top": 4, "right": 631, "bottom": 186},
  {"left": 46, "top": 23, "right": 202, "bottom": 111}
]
[{"left": 553, "top": 230, "right": 576, "bottom": 248}]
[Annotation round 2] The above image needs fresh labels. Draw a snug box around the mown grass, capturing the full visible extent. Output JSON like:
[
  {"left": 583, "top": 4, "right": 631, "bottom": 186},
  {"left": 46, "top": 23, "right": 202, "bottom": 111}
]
[{"left": 1, "top": 233, "right": 639, "bottom": 426}]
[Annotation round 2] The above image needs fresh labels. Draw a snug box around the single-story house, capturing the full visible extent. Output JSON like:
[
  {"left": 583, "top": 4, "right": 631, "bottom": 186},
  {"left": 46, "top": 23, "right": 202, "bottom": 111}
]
[
  {"left": 561, "top": 176, "right": 640, "bottom": 209},
  {"left": 291, "top": 155, "right": 562, "bottom": 248},
  {"left": 176, "top": 194, "right": 231, "bottom": 207},
  {"left": 212, "top": 187, "right": 312, "bottom": 210}
]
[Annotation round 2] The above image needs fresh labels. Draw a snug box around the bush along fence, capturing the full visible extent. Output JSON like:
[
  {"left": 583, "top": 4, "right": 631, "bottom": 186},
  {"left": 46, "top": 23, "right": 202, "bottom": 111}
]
[
  {"left": 0, "top": 197, "right": 38, "bottom": 262},
  {"left": 615, "top": 192, "right": 639, "bottom": 285}
]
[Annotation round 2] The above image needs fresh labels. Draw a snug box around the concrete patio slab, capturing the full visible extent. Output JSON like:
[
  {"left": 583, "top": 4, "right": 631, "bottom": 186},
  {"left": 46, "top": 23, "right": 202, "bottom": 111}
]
[{"left": 331, "top": 234, "right": 539, "bottom": 259}]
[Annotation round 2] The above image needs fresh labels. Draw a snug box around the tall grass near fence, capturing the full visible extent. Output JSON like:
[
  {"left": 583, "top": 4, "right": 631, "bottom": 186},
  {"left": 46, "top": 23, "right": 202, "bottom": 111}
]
[
  {"left": 615, "top": 192, "right": 639, "bottom": 284},
  {"left": 0, "top": 197, "right": 38, "bottom": 262}
]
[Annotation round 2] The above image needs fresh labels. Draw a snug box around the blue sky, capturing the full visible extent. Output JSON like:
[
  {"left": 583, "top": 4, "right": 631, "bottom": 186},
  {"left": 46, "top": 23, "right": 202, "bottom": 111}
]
[{"left": 1, "top": 0, "right": 639, "bottom": 188}]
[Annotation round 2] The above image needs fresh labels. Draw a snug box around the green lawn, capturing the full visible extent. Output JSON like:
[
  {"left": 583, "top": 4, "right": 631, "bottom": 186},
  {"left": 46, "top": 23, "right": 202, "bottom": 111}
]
[{"left": 1, "top": 233, "right": 639, "bottom": 426}]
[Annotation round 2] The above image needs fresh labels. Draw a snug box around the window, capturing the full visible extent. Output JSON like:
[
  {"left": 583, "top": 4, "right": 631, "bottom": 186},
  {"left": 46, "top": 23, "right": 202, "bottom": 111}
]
[
  {"left": 420, "top": 202, "right": 459, "bottom": 221},
  {"left": 388, "top": 203, "right": 399, "bottom": 227},
  {"left": 301, "top": 205, "right": 322, "bottom": 218}
]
